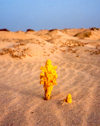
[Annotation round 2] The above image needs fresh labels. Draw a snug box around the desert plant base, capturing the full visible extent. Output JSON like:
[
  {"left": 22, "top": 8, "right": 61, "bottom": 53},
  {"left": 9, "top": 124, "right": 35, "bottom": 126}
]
[{"left": 44, "top": 86, "right": 53, "bottom": 100}]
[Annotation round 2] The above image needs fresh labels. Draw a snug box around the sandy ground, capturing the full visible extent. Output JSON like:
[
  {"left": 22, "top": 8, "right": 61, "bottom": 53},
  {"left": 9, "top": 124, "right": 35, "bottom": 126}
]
[{"left": 0, "top": 28, "right": 100, "bottom": 126}]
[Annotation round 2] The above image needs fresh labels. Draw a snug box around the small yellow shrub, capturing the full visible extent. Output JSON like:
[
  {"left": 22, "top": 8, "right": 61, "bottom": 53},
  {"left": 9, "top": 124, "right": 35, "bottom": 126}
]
[{"left": 66, "top": 94, "right": 72, "bottom": 103}]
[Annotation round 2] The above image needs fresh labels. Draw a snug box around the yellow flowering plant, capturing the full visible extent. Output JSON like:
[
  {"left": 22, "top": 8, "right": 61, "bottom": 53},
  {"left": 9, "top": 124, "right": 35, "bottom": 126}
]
[{"left": 40, "top": 59, "right": 57, "bottom": 100}]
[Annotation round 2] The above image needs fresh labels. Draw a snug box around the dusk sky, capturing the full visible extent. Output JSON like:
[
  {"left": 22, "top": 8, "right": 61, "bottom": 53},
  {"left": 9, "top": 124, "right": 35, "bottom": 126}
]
[{"left": 0, "top": 0, "right": 100, "bottom": 31}]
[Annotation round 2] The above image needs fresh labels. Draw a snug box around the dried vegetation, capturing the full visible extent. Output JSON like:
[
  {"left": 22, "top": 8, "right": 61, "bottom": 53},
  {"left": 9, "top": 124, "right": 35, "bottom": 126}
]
[
  {"left": 60, "top": 40, "right": 86, "bottom": 48},
  {"left": 0, "top": 41, "right": 30, "bottom": 58}
]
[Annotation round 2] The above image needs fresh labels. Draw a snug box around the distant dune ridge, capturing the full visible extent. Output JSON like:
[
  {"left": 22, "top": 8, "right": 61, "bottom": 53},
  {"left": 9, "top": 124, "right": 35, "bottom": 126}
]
[
  {"left": 26, "top": 29, "right": 35, "bottom": 32},
  {"left": 0, "top": 28, "right": 10, "bottom": 32},
  {"left": 0, "top": 28, "right": 100, "bottom": 126},
  {"left": 74, "top": 29, "right": 92, "bottom": 39}
]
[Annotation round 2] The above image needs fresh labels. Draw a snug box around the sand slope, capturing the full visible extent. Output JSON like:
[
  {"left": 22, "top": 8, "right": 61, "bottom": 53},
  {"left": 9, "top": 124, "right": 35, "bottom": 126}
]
[{"left": 0, "top": 29, "right": 100, "bottom": 126}]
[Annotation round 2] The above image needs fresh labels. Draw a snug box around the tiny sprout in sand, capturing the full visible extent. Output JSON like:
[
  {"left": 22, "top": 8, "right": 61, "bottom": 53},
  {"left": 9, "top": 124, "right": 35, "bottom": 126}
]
[
  {"left": 40, "top": 59, "right": 57, "bottom": 100},
  {"left": 66, "top": 94, "right": 72, "bottom": 103},
  {"left": 62, "top": 94, "right": 72, "bottom": 105}
]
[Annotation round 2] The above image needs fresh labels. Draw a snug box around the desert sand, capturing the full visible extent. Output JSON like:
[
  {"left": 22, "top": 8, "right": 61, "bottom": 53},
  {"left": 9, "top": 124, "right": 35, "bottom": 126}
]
[{"left": 0, "top": 28, "right": 100, "bottom": 126}]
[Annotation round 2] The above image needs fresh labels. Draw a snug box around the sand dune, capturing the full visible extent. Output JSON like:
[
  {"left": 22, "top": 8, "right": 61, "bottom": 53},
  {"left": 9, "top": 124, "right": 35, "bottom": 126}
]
[{"left": 0, "top": 28, "right": 100, "bottom": 126}]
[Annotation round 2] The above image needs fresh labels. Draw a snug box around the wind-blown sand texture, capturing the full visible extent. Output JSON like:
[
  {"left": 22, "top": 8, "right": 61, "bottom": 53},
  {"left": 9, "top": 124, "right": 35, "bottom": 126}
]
[{"left": 0, "top": 28, "right": 100, "bottom": 126}]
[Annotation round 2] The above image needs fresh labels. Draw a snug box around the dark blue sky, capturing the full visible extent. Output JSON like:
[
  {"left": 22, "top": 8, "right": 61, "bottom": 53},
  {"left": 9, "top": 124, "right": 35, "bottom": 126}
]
[{"left": 0, "top": 0, "right": 100, "bottom": 31}]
